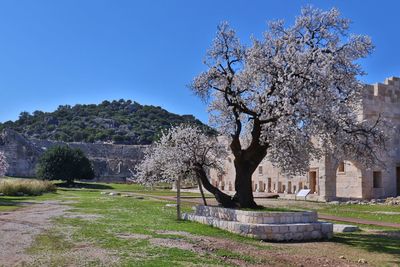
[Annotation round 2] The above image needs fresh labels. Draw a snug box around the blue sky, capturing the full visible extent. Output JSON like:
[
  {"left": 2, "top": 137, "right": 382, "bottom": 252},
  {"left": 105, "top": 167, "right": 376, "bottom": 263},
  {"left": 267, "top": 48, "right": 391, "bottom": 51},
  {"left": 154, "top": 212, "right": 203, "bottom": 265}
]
[{"left": 0, "top": 0, "right": 399, "bottom": 123}]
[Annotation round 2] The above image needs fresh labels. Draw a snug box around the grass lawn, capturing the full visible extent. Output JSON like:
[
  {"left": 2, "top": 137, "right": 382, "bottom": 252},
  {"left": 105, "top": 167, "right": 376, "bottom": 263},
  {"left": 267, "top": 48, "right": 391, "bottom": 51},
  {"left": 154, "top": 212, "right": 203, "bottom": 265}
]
[
  {"left": 1, "top": 181, "right": 400, "bottom": 266},
  {"left": 0, "top": 193, "right": 59, "bottom": 212},
  {"left": 254, "top": 198, "right": 400, "bottom": 225}
]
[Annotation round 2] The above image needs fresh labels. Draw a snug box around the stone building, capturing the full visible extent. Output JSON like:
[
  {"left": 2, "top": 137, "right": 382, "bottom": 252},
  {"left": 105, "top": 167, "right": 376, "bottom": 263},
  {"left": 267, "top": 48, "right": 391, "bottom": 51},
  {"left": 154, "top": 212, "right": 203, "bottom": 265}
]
[{"left": 211, "top": 77, "right": 400, "bottom": 201}]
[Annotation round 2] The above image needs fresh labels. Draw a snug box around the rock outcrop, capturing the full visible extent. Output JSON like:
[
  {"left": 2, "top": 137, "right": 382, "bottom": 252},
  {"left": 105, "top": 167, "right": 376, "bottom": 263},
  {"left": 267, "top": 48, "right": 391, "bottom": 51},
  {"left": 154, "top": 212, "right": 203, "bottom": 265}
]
[{"left": 0, "top": 129, "right": 147, "bottom": 182}]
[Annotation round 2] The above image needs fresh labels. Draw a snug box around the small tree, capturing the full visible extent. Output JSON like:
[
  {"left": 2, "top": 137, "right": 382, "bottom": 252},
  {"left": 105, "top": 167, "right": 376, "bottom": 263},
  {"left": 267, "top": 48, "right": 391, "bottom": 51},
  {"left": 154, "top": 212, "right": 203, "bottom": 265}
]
[
  {"left": 0, "top": 151, "right": 9, "bottom": 177},
  {"left": 36, "top": 146, "right": 95, "bottom": 185},
  {"left": 190, "top": 7, "right": 388, "bottom": 208},
  {"left": 136, "top": 124, "right": 235, "bottom": 208}
]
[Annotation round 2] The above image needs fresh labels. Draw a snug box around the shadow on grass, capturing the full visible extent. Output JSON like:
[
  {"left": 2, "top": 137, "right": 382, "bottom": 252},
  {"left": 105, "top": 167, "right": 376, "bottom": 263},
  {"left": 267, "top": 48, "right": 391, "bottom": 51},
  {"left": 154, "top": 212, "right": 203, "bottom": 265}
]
[
  {"left": 55, "top": 182, "right": 113, "bottom": 190},
  {"left": 0, "top": 197, "right": 37, "bottom": 210},
  {"left": 333, "top": 231, "right": 400, "bottom": 261}
]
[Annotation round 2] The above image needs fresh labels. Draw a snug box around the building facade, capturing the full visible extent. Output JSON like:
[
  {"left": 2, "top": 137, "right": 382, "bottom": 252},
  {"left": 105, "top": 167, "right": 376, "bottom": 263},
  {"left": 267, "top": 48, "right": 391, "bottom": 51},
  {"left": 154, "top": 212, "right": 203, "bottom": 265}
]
[{"left": 210, "top": 77, "right": 400, "bottom": 201}]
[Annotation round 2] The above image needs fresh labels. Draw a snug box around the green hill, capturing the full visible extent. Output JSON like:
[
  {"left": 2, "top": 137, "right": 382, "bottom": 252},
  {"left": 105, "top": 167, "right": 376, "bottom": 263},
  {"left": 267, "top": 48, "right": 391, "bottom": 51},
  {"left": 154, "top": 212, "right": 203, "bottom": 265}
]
[{"left": 0, "top": 99, "right": 210, "bottom": 145}]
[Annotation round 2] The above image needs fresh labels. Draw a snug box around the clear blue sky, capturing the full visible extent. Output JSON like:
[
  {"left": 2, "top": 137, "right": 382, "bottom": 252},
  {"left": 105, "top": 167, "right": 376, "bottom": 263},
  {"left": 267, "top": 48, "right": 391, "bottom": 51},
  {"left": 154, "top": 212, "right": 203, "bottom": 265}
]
[{"left": 0, "top": 0, "right": 399, "bottom": 123}]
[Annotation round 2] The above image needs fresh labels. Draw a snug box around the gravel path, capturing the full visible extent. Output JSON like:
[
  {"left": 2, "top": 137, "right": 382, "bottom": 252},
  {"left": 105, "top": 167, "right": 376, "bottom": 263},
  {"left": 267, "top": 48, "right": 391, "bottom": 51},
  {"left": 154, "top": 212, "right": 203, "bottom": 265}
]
[{"left": 0, "top": 201, "right": 70, "bottom": 266}]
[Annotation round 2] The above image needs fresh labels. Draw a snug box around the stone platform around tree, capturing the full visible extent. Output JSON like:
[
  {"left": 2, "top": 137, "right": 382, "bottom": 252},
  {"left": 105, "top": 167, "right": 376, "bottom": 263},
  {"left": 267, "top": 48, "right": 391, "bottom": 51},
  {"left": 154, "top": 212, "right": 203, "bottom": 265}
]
[{"left": 182, "top": 205, "right": 333, "bottom": 241}]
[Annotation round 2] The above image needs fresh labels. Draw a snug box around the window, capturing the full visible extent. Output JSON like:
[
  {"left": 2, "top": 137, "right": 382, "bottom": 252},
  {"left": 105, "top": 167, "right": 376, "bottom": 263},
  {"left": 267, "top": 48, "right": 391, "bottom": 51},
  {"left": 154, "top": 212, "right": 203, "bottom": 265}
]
[
  {"left": 338, "top": 161, "right": 345, "bottom": 173},
  {"left": 373, "top": 171, "right": 382, "bottom": 188},
  {"left": 258, "top": 166, "right": 263, "bottom": 175},
  {"left": 227, "top": 157, "right": 231, "bottom": 163}
]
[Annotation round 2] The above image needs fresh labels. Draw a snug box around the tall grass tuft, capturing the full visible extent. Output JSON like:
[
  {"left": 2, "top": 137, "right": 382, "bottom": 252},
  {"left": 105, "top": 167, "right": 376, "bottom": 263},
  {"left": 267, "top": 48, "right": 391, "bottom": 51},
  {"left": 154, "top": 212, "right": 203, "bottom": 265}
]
[{"left": 0, "top": 179, "right": 57, "bottom": 196}]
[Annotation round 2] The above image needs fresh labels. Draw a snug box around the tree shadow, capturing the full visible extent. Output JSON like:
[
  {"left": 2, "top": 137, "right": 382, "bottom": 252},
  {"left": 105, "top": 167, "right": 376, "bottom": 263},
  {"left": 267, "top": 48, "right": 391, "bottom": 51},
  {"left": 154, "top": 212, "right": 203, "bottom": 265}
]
[
  {"left": 332, "top": 231, "right": 400, "bottom": 262},
  {"left": 55, "top": 182, "right": 113, "bottom": 190},
  {"left": 0, "top": 197, "right": 37, "bottom": 210}
]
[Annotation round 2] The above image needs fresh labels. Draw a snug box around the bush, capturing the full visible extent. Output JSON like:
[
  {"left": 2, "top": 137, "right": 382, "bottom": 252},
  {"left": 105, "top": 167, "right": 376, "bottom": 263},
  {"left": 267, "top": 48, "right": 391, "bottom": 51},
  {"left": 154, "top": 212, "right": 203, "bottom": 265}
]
[
  {"left": 36, "top": 146, "right": 95, "bottom": 185},
  {"left": 0, "top": 179, "right": 57, "bottom": 196}
]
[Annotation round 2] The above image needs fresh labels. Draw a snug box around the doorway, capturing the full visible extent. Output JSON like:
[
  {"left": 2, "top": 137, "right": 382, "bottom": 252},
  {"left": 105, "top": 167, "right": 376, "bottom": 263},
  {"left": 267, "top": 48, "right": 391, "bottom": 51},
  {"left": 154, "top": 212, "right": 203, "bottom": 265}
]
[
  {"left": 267, "top": 178, "right": 272, "bottom": 193},
  {"left": 309, "top": 171, "right": 317, "bottom": 194}
]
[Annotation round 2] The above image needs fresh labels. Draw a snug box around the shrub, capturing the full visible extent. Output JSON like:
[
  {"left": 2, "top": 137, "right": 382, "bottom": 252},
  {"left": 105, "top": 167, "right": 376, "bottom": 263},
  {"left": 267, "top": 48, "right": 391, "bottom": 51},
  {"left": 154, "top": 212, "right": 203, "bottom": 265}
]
[
  {"left": 36, "top": 146, "right": 95, "bottom": 185},
  {"left": 0, "top": 179, "right": 57, "bottom": 196}
]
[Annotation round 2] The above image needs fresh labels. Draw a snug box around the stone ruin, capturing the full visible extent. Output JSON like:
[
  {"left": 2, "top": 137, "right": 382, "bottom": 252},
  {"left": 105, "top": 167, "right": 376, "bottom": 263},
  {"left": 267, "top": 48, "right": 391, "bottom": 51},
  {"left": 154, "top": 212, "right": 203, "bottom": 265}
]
[
  {"left": 0, "top": 128, "right": 147, "bottom": 182},
  {"left": 182, "top": 205, "right": 333, "bottom": 241}
]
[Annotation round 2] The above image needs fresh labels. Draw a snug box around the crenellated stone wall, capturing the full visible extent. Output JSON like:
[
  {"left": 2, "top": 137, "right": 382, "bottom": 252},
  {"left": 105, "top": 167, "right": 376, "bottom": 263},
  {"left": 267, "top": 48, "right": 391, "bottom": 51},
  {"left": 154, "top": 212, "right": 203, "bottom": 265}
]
[{"left": 0, "top": 129, "right": 147, "bottom": 182}]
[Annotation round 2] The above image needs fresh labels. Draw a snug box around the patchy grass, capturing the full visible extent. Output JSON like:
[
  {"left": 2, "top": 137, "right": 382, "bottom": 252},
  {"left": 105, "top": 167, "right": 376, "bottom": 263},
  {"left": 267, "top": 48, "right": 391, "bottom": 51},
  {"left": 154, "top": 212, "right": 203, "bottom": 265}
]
[
  {"left": 333, "top": 231, "right": 400, "bottom": 256},
  {"left": 55, "top": 181, "right": 206, "bottom": 198},
  {"left": 319, "top": 204, "right": 400, "bottom": 224},
  {"left": 2, "top": 181, "right": 400, "bottom": 266},
  {"left": 0, "top": 192, "right": 59, "bottom": 212},
  {"left": 28, "top": 189, "right": 267, "bottom": 266},
  {"left": 240, "top": 206, "right": 300, "bottom": 212},
  {"left": 255, "top": 199, "right": 400, "bottom": 224},
  {"left": 22, "top": 187, "right": 399, "bottom": 266}
]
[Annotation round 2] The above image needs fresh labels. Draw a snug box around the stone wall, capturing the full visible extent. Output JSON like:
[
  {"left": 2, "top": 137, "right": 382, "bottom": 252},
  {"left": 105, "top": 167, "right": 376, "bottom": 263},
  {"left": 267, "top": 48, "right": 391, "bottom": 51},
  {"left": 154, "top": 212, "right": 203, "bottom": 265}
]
[
  {"left": 183, "top": 205, "right": 333, "bottom": 241},
  {"left": 0, "top": 129, "right": 147, "bottom": 182}
]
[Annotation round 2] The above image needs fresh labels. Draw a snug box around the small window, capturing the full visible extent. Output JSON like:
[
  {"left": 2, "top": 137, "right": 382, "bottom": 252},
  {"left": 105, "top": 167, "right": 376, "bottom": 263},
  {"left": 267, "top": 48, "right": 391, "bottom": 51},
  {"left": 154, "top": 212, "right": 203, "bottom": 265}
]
[
  {"left": 373, "top": 171, "right": 382, "bottom": 188},
  {"left": 227, "top": 157, "right": 231, "bottom": 163},
  {"left": 338, "top": 161, "right": 345, "bottom": 173},
  {"left": 258, "top": 166, "right": 263, "bottom": 175}
]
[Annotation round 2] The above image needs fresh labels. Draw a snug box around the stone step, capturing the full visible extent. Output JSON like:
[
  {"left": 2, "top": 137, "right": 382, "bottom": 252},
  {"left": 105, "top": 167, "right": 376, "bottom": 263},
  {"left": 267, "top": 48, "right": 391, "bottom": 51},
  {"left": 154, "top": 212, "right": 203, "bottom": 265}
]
[
  {"left": 333, "top": 224, "right": 360, "bottom": 233},
  {"left": 182, "top": 213, "right": 333, "bottom": 241},
  {"left": 194, "top": 205, "right": 318, "bottom": 224}
]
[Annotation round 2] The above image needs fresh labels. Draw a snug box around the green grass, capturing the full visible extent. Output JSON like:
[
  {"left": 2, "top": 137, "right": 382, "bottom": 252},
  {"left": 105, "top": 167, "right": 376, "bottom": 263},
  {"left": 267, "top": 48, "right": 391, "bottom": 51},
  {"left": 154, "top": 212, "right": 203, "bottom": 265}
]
[
  {"left": 333, "top": 232, "right": 400, "bottom": 256},
  {"left": 55, "top": 181, "right": 206, "bottom": 198},
  {"left": 2, "top": 180, "right": 400, "bottom": 266},
  {"left": 318, "top": 204, "right": 400, "bottom": 224},
  {"left": 26, "top": 188, "right": 269, "bottom": 266},
  {"left": 257, "top": 199, "right": 400, "bottom": 225},
  {"left": 0, "top": 192, "right": 59, "bottom": 212},
  {"left": 240, "top": 206, "right": 300, "bottom": 212}
]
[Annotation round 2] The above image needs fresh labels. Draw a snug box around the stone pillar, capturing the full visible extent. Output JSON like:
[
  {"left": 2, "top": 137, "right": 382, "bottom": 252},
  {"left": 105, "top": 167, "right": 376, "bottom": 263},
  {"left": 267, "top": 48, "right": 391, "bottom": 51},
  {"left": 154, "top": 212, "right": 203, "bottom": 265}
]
[{"left": 322, "top": 155, "right": 337, "bottom": 201}]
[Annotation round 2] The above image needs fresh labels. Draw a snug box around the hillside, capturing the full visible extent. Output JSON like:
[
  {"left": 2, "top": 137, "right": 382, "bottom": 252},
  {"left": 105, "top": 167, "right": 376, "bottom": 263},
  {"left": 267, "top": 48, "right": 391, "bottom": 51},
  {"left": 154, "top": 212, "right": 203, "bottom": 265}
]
[{"left": 0, "top": 99, "right": 210, "bottom": 145}]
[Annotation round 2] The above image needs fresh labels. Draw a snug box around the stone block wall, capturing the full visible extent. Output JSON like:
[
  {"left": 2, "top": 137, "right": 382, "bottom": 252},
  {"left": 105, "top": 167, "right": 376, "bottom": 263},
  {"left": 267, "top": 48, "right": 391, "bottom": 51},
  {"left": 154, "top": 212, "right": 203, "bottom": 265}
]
[
  {"left": 0, "top": 129, "right": 147, "bottom": 182},
  {"left": 183, "top": 205, "right": 333, "bottom": 241}
]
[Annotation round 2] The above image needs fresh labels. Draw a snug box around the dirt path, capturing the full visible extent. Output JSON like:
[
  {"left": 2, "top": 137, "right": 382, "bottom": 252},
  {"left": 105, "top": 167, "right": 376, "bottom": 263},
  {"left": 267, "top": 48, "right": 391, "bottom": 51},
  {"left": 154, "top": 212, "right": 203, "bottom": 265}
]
[{"left": 0, "top": 201, "right": 70, "bottom": 266}]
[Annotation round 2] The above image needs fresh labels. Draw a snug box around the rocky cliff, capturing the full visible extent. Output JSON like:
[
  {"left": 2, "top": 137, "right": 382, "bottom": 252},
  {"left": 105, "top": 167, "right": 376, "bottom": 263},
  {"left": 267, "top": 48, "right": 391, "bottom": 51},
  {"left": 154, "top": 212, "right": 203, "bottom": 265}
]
[{"left": 0, "top": 129, "right": 147, "bottom": 182}]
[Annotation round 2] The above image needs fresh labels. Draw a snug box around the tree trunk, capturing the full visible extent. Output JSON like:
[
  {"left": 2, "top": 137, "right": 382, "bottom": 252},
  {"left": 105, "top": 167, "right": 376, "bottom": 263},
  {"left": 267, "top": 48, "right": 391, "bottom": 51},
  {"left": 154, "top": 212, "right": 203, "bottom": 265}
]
[
  {"left": 66, "top": 179, "right": 74, "bottom": 187},
  {"left": 233, "top": 159, "right": 259, "bottom": 208},
  {"left": 232, "top": 140, "right": 267, "bottom": 208},
  {"left": 194, "top": 165, "right": 237, "bottom": 208},
  {"left": 176, "top": 176, "right": 181, "bottom": 220},
  {"left": 196, "top": 176, "right": 207, "bottom": 206}
]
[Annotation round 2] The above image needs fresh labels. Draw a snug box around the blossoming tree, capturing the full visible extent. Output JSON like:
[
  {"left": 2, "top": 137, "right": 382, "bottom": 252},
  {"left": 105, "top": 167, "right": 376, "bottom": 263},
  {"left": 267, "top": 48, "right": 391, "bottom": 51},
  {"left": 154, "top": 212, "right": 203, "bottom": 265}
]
[
  {"left": 136, "top": 124, "right": 235, "bottom": 208},
  {"left": 190, "top": 7, "right": 387, "bottom": 208},
  {"left": 0, "top": 151, "right": 9, "bottom": 177}
]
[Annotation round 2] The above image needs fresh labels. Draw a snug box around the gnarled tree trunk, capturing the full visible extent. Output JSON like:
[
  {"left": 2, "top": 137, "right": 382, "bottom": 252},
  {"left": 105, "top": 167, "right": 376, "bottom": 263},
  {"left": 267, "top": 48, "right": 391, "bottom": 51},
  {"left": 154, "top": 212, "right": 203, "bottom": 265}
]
[
  {"left": 233, "top": 159, "right": 258, "bottom": 208},
  {"left": 194, "top": 165, "right": 237, "bottom": 208},
  {"left": 230, "top": 125, "right": 268, "bottom": 208}
]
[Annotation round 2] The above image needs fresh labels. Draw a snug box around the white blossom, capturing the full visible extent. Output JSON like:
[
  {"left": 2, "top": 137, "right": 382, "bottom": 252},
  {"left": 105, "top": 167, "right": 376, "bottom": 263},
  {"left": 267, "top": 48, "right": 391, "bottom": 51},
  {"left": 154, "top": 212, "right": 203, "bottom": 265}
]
[
  {"left": 190, "top": 6, "right": 388, "bottom": 179},
  {"left": 135, "top": 124, "right": 226, "bottom": 185}
]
